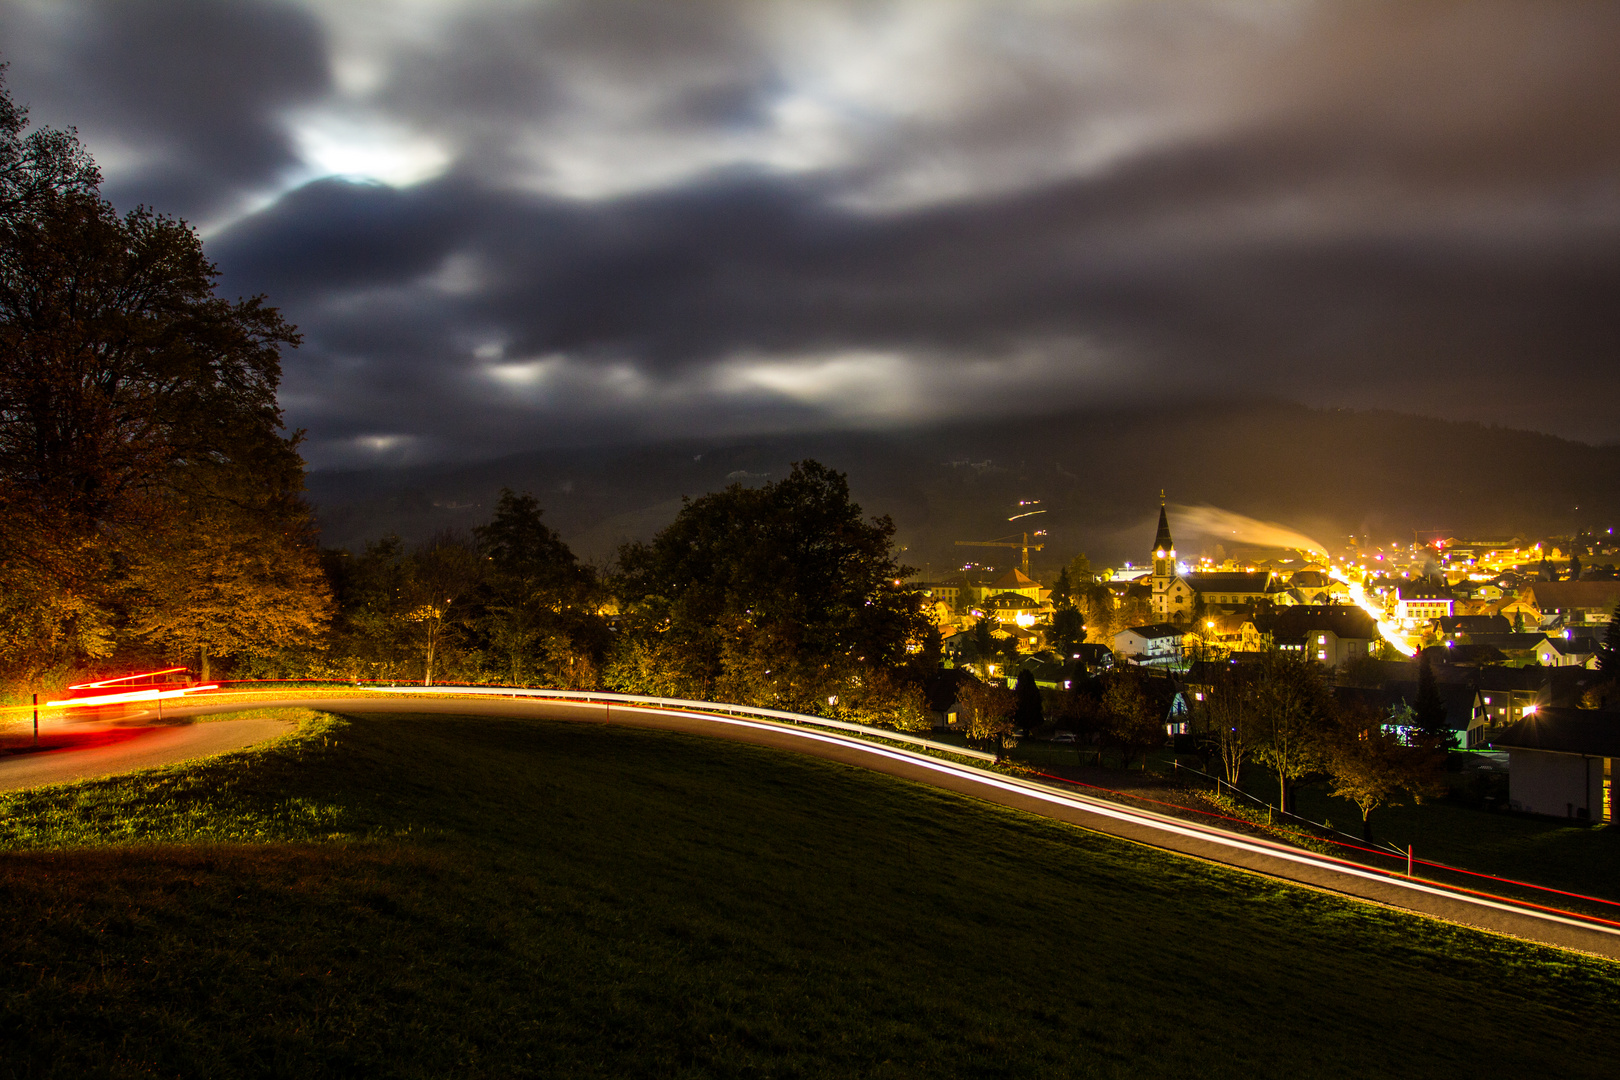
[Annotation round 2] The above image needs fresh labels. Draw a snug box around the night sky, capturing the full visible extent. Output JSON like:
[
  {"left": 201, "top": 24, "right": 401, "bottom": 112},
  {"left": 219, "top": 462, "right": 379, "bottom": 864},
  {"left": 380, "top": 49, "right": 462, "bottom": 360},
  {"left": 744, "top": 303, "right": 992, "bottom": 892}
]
[{"left": 6, "top": 0, "right": 1619, "bottom": 468}]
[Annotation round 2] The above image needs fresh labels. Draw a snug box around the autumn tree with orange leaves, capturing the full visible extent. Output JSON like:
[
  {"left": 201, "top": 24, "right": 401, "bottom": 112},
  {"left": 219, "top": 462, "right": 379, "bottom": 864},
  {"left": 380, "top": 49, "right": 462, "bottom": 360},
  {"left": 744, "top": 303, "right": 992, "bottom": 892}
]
[{"left": 0, "top": 70, "right": 329, "bottom": 688}]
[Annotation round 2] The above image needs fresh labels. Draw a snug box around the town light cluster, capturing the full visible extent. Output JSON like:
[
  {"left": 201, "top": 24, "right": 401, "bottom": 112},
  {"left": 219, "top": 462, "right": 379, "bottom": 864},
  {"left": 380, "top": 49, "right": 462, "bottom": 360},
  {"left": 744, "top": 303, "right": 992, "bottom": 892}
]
[{"left": 1327, "top": 569, "right": 1419, "bottom": 657}]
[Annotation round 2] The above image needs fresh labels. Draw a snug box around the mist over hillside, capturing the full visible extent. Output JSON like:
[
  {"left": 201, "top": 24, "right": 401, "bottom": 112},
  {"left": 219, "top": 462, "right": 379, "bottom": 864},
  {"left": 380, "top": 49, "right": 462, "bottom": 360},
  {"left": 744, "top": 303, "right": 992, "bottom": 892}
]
[{"left": 306, "top": 401, "right": 1620, "bottom": 577}]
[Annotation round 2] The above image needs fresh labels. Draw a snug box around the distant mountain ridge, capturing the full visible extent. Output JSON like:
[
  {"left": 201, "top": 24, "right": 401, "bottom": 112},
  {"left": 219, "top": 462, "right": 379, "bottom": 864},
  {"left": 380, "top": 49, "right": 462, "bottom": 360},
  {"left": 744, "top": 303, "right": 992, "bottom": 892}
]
[{"left": 305, "top": 400, "right": 1620, "bottom": 576}]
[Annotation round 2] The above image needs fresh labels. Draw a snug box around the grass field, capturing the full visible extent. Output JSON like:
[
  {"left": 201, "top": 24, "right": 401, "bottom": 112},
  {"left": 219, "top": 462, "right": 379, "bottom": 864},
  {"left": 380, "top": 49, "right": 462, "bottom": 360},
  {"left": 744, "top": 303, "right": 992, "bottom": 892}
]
[
  {"left": 1005, "top": 735, "right": 1620, "bottom": 905},
  {"left": 1191, "top": 757, "right": 1620, "bottom": 901},
  {"left": 1, "top": 710, "right": 1616, "bottom": 1078}
]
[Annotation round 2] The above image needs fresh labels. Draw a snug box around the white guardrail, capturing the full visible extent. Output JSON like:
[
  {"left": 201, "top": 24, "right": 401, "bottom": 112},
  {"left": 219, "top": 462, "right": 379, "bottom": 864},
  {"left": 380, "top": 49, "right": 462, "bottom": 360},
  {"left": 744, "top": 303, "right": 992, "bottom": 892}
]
[{"left": 358, "top": 684, "right": 1000, "bottom": 763}]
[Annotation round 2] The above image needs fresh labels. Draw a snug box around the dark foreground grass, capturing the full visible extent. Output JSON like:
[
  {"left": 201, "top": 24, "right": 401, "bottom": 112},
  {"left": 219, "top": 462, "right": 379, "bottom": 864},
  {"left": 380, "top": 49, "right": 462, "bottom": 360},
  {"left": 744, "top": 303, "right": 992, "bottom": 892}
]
[{"left": 1, "top": 712, "right": 1616, "bottom": 1079}]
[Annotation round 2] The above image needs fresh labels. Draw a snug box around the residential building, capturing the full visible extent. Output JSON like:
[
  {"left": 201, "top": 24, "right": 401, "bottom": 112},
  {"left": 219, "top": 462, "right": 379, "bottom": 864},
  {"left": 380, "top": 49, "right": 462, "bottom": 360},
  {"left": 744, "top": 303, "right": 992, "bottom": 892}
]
[
  {"left": 1333, "top": 683, "right": 1486, "bottom": 749},
  {"left": 1286, "top": 569, "right": 1337, "bottom": 605},
  {"left": 1264, "top": 605, "right": 1381, "bottom": 668},
  {"left": 1438, "top": 614, "right": 1511, "bottom": 639},
  {"left": 1490, "top": 595, "right": 1541, "bottom": 630},
  {"left": 1476, "top": 665, "right": 1611, "bottom": 730},
  {"left": 1493, "top": 708, "right": 1619, "bottom": 821},
  {"left": 1013, "top": 653, "right": 1075, "bottom": 691},
  {"left": 984, "top": 567, "right": 1047, "bottom": 605},
  {"left": 940, "top": 628, "right": 977, "bottom": 664},
  {"left": 1385, "top": 681, "right": 1488, "bottom": 748},
  {"left": 1423, "top": 641, "right": 1508, "bottom": 667},
  {"left": 1521, "top": 581, "right": 1620, "bottom": 628},
  {"left": 1534, "top": 635, "right": 1599, "bottom": 669},
  {"left": 1070, "top": 643, "right": 1115, "bottom": 674},
  {"left": 1468, "top": 632, "right": 1551, "bottom": 661},
  {"left": 914, "top": 580, "right": 962, "bottom": 610},
  {"left": 1395, "top": 587, "right": 1454, "bottom": 624},
  {"left": 1114, "top": 623, "right": 1185, "bottom": 665},
  {"left": 985, "top": 591, "right": 1043, "bottom": 629},
  {"left": 1477, "top": 668, "right": 1546, "bottom": 730}
]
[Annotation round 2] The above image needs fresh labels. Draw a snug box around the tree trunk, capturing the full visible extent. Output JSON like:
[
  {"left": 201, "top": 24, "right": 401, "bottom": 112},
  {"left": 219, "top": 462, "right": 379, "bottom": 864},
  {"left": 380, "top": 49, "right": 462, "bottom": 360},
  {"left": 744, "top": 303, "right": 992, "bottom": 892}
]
[
  {"left": 199, "top": 644, "right": 210, "bottom": 683},
  {"left": 424, "top": 626, "right": 436, "bottom": 687},
  {"left": 1362, "top": 809, "right": 1373, "bottom": 842}
]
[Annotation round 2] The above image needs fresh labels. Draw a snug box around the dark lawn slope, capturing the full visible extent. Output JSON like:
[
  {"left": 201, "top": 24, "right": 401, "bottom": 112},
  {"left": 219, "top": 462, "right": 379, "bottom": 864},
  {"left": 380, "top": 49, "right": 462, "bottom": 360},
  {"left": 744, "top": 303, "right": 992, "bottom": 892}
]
[{"left": 1, "top": 711, "right": 1615, "bottom": 1079}]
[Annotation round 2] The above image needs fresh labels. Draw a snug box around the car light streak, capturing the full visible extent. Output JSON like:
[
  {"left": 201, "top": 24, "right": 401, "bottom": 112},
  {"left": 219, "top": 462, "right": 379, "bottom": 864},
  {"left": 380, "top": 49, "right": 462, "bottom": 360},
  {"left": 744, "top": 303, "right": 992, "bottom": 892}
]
[
  {"left": 137, "top": 685, "right": 1620, "bottom": 950},
  {"left": 46, "top": 684, "right": 221, "bottom": 709},
  {"left": 593, "top": 701, "right": 1620, "bottom": 940},
  {"left": 47, "top": 668, "right": 219, "bottom": 710},
  {"left": 65, "top": 666, "right": 192, "bottom": 690},
  {"left": 1036, "top": 770, "right": 1620, "bottom": 914}
]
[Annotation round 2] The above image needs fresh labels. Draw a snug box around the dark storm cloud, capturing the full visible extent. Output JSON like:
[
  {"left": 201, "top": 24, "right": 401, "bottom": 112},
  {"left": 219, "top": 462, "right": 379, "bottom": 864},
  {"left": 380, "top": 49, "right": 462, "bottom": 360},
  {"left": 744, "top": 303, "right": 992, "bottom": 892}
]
[
  {"left": 2, "top": 0, "right": 328, "bottom": 223},
  {"left": 8, "top": 0, "right": 1620, "bottom": 463}
]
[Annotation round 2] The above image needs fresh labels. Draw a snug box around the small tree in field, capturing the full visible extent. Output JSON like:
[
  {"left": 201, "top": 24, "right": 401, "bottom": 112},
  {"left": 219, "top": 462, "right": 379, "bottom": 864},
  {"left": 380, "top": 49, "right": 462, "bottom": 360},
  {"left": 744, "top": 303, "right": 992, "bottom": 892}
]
[
  {"left": 1192, "top": 665, "right": 1256, "bottom": 789},
  {"left": 973, "top": 618, "right": 996, "bottom": 673},
  {"left": 1251, "top": 651, "right": 1331, "bottom": 814},
  {"left": 1103, "top": 668, "right": 1163, "bottom": 770},
  {"left": 958, "top": 679, "right": 1017, "bottom": 759},
  {"left": 1412, "top": 651, "right": 1453, "bottom": 748},
  {"left": 1013, "top": 669, "right": 1044, "bottom": 734},
  {"left": 404, "top": 533, "right": 480, "bottom": 686},
  {"left": 1322, "top": 702, "right": 1447, "bottom": 841}
]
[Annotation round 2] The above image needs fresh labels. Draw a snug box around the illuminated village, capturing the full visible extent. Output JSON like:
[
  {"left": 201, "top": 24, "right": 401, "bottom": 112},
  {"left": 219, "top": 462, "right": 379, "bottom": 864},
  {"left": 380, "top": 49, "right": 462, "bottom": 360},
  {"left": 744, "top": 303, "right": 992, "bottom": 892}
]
[
  {"left": 5, "top": 5, "right": 1620, "bottom": 1074},
  {"left": 915, "top": 498, "right": 1619, "bottom": 817}
]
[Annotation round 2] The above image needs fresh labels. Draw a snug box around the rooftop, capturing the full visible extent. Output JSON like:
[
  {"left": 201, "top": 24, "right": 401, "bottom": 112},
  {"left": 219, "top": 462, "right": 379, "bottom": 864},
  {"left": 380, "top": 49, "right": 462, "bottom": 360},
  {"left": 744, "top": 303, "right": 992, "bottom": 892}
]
[
  {"left": 1494, "top": 708, "right": 1620, "bottom": 757},
  {"left": 1120, "top": 623, "right": 1184, "bottom": 640}
]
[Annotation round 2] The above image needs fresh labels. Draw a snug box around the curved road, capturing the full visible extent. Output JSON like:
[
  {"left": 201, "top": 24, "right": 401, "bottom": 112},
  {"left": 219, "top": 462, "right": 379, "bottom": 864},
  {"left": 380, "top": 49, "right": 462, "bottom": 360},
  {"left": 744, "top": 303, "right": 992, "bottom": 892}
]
[
  {"left": 0, "top": 716, "right": 296, "bottom": 792},
  {"left": 10, "top": 691, "right": 1620, "bottom": 961}
]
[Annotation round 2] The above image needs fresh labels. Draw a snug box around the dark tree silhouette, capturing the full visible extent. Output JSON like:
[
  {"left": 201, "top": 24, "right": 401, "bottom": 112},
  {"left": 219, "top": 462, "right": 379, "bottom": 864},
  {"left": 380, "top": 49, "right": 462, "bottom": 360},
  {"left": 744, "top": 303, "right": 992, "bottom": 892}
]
[{"left": 1014, "top": 668, "right": 1043, "bottom": 734}]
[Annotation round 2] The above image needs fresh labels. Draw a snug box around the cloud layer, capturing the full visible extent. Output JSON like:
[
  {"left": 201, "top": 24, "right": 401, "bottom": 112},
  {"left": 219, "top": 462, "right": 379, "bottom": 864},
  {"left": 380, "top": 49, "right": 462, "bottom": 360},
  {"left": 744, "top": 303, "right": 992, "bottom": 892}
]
[{"left": 5, "top": 0, "right": 1619, "bottom": 465}]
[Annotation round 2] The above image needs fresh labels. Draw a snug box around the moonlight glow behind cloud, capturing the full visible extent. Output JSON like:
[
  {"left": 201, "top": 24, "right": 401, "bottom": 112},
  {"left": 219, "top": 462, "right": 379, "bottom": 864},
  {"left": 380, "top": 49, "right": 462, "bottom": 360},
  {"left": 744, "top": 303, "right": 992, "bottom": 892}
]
[{"left": 5, "top": 0, "right": 1619, "bottom": 466}]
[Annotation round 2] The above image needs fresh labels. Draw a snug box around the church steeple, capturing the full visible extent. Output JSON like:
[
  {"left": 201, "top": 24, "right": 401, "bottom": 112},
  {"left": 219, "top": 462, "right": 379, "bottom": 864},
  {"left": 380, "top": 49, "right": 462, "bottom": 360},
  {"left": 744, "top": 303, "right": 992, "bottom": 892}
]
[{"left": 1152, "top": 493, "right": 1176, "bottom": 579}]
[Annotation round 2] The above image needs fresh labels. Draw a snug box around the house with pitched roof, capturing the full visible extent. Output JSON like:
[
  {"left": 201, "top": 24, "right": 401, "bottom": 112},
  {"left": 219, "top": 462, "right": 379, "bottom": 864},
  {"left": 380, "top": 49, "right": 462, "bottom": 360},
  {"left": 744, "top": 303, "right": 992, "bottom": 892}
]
[
  {"left": 1493, "top": 708, "right": 1620, "bottom": 821},
  {"left": 1333, "top": 682, "right": 1487, "bottom": 749},
  {"left": 1439, "top": 614, "right": 1511, "bottom": 639},
  {"left": 981, "top": 567, "right": 1047, "bottom": 605},
  {"left": 1522, "top": 581, "right": 1620, "bottom": 629},
  {"left": 1263, "top": 605, "right": 1382, "bottom": 668},
  {"left": 1534, "top": 634, "right": 1599, "bottom": 669},
  {"left": 985, "top": 590, "right": 1044, "bottom": 629},
  {"left": 1188, "top": 571, "right": 1281, "bottom": 608},
  {"left": 1114, "top": 623, "right": 1185, "bottom": 665}
]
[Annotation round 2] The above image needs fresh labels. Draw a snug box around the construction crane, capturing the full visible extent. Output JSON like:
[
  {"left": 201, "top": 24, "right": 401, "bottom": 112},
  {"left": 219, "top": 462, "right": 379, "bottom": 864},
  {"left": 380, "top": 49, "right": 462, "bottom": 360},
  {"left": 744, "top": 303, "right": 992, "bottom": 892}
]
[{"left": 955, "top": 531, "right": 1045, "bottom": 577}]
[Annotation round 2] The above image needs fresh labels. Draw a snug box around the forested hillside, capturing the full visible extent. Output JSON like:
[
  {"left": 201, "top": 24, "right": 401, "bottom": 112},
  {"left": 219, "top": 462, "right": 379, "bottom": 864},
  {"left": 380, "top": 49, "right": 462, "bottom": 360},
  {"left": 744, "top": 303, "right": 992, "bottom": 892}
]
[{"left": 309, "top": 400, "right": 1620, "bottom": 574}]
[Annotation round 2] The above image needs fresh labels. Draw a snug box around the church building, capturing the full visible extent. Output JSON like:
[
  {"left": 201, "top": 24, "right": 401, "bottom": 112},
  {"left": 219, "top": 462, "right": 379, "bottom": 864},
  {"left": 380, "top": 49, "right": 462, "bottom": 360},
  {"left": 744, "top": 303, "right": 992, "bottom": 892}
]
[
  {"left": 1147, "top": 498, "right": 1279, "bottom": 623},
  {"left": 1149, "top": 499, "right": 1194, "bottom": 623}
]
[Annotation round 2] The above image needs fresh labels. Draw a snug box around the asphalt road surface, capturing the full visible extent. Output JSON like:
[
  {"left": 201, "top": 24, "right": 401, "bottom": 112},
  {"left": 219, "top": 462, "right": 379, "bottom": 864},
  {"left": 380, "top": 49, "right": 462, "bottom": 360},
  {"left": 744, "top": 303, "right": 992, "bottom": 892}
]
[
  {"left": 0, "top": 716, "right": 296, "bottom": 792},
  {"left": 14, "top": 690, "right": 1620, "bottom": 961}
]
